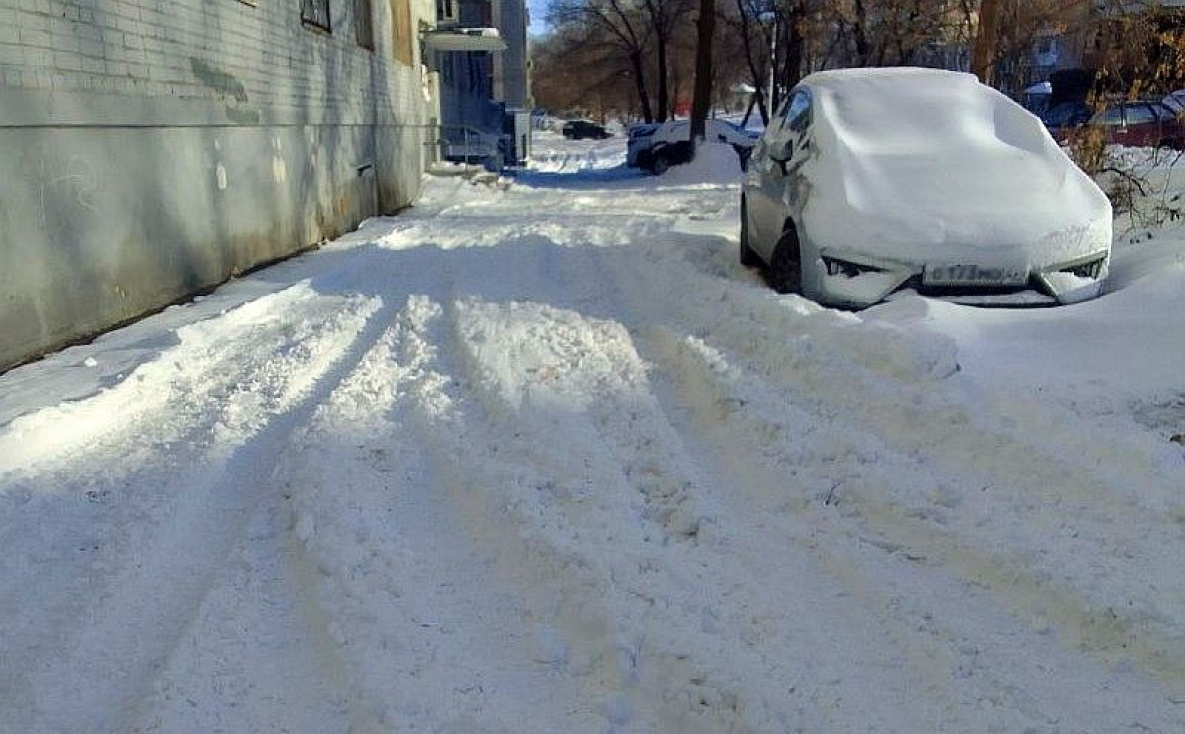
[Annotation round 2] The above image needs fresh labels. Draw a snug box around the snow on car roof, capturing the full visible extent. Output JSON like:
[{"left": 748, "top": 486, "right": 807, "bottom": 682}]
[
  {"left": 792, "top": 67, "right": 1110, "bottom": 257},
  {"left": 800, "top": 67, "right": 1018, "bottom": 153}
]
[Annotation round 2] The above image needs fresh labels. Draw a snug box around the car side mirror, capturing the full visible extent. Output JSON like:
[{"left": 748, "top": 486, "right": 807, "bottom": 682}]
[{"left": 769, "top": 140, "right": 793, "bottom": 175}]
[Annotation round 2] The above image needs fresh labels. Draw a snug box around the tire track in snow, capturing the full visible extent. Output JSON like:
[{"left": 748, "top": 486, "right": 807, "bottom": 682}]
[
  {"left": 520, "top": 235, "right": 984, "bottom": 731},
  {"left": 6, "top": 284, "right": 390, "bottom": 733},
  {"left": 443, "top": 296, "right": 771, "bottom": 732},
  {"left": 278, "top": 294, "right": 631, "bottom": 732},
  {"left": 435, "top": 278, "right": 962, "bottom": 731},
  {"left": 633, "top": 327, "right": 981, "bottom": 733},
  {"left": 633, "top": 324, "right": 1185, "bottom": 731},
  {"left": 595, "top": 231, "right": 1185, "bottom": 695},
  {"left": 128, "top": 490, "right": 360, "bottom": 734}
]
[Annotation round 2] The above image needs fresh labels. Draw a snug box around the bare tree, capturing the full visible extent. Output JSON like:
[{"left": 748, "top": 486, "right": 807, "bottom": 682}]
[
  {"left": 533, "top": 29, "right": 642, "bottom": 119},
  {"left": 822, "top": 0, "right": 973, "bottom": 69},
  {"left": 549, "top": 0, "right": 657, "bottom": 121},
  {"left": 641, "top": 0, "right": 695, "bottom": 120}
]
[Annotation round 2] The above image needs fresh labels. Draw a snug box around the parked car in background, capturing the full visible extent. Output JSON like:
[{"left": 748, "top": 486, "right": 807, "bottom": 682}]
[
  {"left": 1161, "top": 89, "right": 1185, "bottom": 114},
  {"left": 1040, "top": 100, "right": 1091, "bottom": 141},
  {"left": 1088, "top": 101, "right": 1184, "bottom": 149},
  {"left": 741, "top": 67, "right": 1112, "bottom": 308},
  {"left": 562, "top": 120, "right": 611, "bottom": 140},
  {"left": 627, "top": 119, "right": 759, "bottom": 174}
]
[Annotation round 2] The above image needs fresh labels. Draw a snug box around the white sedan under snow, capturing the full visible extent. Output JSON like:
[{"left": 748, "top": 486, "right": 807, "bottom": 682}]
[{"left": 741, "top": 67, "right": 1113, "bottom": 307}]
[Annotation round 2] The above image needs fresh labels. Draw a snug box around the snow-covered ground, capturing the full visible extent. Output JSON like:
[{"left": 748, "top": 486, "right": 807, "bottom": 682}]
[{"left": 1, "top": 132, "right": 1183, "bottom": 733}]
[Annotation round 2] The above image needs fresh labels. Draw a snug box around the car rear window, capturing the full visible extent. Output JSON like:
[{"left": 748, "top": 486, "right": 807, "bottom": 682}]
[
  {"left": 1125, "top": 104, "right": 1157, "bottom": 125},
  {"left": 1153, "top": 103, "right": 1178, "bottom": 120}
]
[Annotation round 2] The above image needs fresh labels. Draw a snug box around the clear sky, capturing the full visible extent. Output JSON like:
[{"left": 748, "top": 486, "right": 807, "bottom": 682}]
[{"left": 528, "top": 0, "right": 549, "bottom": 37}]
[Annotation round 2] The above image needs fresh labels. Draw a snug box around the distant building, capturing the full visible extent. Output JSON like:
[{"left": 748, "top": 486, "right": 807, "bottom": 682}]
[
  {"left": 0, "top": 0, "right": 437, "bottom": 370},
  {"left": 492, "top": 0, "right": 530, "bottom": 109},
  {"left": 429, "top": 0, "right": 530, "bottom": 167},
  {"left": 1011, "top": 1, "right": 1185, "bottom": 94}
]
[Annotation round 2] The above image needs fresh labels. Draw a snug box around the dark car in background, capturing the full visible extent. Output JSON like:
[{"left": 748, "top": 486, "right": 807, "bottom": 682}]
[
  {"left": 1040, "top": 100, "right": 1092, "bottom": 141},
  {"left": 562, "top": 120, "right": 611, "bottom": 140},
  {"left": 1089, "top": 101, "right": 1184, "bottom": 149}
]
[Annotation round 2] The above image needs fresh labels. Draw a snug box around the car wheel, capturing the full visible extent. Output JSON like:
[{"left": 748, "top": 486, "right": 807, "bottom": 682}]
[
  {"left": 739, "top": 200, "right": 760, "bottom": 267},
  {"left": 767, "top": 226, "right": 802, "bottom": 295},
  {"left": 651, "top": 152, "right": 670, "bottom": 175},
  {"left": 736, "top": 146, "right": 752, "bottom": 171}
]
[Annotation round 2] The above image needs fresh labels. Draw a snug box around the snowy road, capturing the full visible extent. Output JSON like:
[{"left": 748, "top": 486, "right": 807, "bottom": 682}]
[{"left": 2, "top": 134, "right": 1184, "bottom": 733}]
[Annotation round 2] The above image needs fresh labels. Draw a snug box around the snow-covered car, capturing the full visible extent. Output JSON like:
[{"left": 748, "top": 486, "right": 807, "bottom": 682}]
[
  {"left": 741, "top": 67, "right": 1113, "bottom": 307},
  {"left": 628, "top": 119, "right": 759, "bottom": 174}
]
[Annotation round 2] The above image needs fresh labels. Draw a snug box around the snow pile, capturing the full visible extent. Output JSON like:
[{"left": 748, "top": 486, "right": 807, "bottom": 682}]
[{"left": 660, "top": 141, "right": 744, "bottom": 185}]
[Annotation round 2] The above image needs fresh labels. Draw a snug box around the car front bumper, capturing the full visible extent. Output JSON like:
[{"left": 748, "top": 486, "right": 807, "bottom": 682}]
[{"left": 810, "top": 248, "right": 1109, "bottom": 308}]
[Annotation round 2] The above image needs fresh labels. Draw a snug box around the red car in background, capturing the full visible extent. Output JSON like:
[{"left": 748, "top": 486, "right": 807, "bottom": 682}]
[{"left": 1089, "top": 100, "right": 1185, "bottom": 148}]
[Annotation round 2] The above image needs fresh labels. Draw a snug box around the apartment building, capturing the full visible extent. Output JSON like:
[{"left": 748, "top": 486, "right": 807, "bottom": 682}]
[
  {"left": 0, "top": 0, "right": 436, "bottom": 370},
  {"left": 430, "top": 0, "right": 529, "bottom": 166}
]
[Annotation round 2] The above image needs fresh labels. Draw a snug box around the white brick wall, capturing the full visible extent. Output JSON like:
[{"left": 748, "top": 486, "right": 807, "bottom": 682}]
[
  {"left": 0, "top": 0, "right": 431, "bottom": 125},
  {"left": 0, "top": 0, "right": 438, "bottom": 370}
]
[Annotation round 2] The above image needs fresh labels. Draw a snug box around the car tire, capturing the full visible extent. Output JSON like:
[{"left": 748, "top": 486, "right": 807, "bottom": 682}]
[
  {"left": 736, "top": 146, "right": 752, "bottom": 171},
  {"left": 739, "top": 200, "right": 760, "bottom": 267},
  {"left": 767, "top": 226, "right": 802, "bottom": 295},
  {"left": 652, "top": 152, "right": 670, "bottom": 175}
]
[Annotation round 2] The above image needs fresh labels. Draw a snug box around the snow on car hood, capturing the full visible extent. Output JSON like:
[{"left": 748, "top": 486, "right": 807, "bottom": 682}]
[{"left": 798, "top": 68, "right": 1111, "bottom": 264}]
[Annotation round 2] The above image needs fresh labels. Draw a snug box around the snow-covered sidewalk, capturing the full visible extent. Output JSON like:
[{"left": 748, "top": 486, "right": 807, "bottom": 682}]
[{"left": 1, "top": 134, "right": 1183, "bottom": 733}]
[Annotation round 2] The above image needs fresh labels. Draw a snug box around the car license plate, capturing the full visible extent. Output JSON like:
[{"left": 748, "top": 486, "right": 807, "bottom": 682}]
[{"left": 923, "top": 263, "right": 1029, "bottom": 287}]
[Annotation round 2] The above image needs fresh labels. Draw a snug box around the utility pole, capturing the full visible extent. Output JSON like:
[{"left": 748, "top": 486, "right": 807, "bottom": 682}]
[{"left": 972, "top": 0, "right": 1002, "bottom": 85}]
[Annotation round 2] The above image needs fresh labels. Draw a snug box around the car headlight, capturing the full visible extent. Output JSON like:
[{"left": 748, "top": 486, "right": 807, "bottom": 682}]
[
  {"left": 822, "top": 256, "right": 884, "bottom": 278},
  {"left": 1034, "top": 250, "right": 1109, "bottom": 303},
  {"left": 1060, "top": 253, "right": 1107, "bottom": 279}
]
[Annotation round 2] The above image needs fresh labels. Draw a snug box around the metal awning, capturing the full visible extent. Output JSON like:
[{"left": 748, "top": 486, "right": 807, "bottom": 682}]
[{"left": 423, "top": 28, "right": 507, "bottom": 52}]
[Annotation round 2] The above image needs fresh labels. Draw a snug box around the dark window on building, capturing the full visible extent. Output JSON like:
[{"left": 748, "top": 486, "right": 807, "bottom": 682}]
[
  {"left": 355, "top": 0, "right": 374, "bottom": 49},
  {"left": 301, "top": 0, "right": 332, "bottom": 31}
]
